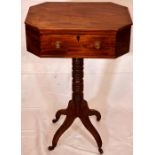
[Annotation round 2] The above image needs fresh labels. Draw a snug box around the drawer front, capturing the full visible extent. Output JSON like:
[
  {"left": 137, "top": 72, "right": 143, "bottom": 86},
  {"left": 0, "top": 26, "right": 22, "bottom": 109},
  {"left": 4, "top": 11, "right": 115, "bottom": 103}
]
[
  {"left": 40, "top": 35, "right": 79, "bottom": 56},
  {"left": 79, "top": 35, "right": 115, "bottom": 57},
  {"left": 39, "top": 34, "right": 116, "bottom": 58}
]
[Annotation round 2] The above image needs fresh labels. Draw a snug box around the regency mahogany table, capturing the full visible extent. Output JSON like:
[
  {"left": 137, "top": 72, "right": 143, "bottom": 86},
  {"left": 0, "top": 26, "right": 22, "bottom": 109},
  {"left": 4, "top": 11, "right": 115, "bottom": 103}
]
[{"left": 25, "top": 2, "right": 132, "bottom": 154}]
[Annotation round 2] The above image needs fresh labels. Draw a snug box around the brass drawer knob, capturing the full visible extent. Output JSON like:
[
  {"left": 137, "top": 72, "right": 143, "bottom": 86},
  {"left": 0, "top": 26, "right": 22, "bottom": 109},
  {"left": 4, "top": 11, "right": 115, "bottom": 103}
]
[
  {"left": 94, "top": 41, "right": 101, "bottom": 49},
  {"left": 55, "top": 41, "right": 61, "bottom": 49}
]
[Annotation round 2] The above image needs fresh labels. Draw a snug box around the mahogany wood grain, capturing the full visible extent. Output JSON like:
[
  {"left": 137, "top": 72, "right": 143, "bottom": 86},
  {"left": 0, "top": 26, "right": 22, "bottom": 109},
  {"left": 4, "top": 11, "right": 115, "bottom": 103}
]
[
  {"left": 25, "top": 2, "right": 132, "bottom": 32},
  {"left": 25, "top": 2, "right": 132, "bottom": 58}
]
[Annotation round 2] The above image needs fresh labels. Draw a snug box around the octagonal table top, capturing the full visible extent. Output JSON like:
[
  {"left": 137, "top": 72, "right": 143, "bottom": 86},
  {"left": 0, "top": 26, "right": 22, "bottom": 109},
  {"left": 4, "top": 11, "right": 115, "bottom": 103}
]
[{"left": 25, "top": 2, "right": 132, "bottom": 33}]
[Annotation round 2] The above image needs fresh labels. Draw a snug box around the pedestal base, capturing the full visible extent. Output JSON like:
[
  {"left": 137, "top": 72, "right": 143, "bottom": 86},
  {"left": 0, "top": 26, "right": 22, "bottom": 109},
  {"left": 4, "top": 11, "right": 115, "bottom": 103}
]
[
  {"left": 48, "top": 100, "right": 103, "bottom": 154},
  {"left": 48, "top": 58, "right": 103, "bottom": 154}
]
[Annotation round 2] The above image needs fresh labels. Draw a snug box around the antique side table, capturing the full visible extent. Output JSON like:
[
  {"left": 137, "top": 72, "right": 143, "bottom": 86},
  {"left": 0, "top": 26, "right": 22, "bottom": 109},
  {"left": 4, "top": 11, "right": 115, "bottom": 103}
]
[{"left": 25, "top": 2, "right": 132, "bottom": 154}]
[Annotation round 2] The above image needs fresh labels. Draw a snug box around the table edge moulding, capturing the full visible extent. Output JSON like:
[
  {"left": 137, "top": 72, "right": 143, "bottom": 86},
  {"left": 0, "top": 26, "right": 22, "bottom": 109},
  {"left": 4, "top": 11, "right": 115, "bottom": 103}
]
[{"left": 25, "top": 2, "right": 132, "bottom": 154}]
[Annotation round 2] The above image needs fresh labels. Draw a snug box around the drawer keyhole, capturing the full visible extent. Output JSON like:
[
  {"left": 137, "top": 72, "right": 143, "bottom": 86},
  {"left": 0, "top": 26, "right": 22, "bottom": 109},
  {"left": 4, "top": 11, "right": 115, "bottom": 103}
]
[{"left": 76, "top": 35, "right": 80, "bottom": 42}]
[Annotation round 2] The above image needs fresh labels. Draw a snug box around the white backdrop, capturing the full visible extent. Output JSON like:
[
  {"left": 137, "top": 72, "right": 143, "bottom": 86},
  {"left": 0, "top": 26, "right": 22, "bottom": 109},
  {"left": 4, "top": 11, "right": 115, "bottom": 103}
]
[{"left": 22, "top": 0, "right": 133, "bottom": 155}]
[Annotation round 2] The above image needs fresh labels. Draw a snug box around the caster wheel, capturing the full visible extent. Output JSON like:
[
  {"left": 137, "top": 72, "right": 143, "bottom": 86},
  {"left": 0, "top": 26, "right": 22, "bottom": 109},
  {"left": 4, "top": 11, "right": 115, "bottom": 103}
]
[
  {"left": 52, "top": 119, "right": 57, "bottom": 123},
  {"left": 48, "top": 146, "right": 55, "bottom": 151},
  {"left": 98, "top": 148, "right": 103, "bottom": 154}
]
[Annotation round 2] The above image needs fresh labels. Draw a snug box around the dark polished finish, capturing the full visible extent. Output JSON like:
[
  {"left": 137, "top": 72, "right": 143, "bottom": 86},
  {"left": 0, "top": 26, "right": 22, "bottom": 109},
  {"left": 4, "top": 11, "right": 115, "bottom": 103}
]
[
  {"left": 25, "top": 2, "right": 132, "bottom": 154},
  {"left": 25, "top": 2, "right": 132, "bottom": 58},
  {"left": 48, "top": 58, "right": 103, "bottom": 154}
]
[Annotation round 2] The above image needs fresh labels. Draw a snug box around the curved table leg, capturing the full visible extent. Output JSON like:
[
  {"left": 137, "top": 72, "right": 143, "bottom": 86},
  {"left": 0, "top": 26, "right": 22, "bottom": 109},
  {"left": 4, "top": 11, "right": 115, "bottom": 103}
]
[
  {"left": 52, "top": 109, "right": 68, "bottom": 123},
  {"left": 48, "top": 115, "right": 75, "bottom": 151},
  {"left": 80, "top": 116, "right": 103, "bottom": 154},
  {"left": 88, "top": 109, "right": 101, "bottom": 121}
]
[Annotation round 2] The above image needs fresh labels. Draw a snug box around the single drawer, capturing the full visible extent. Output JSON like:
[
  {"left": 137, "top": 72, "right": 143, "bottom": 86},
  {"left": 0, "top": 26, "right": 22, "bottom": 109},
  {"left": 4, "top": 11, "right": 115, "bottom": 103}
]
[{"left": 39, "top": 33, "right": 116, "bottom": 58}]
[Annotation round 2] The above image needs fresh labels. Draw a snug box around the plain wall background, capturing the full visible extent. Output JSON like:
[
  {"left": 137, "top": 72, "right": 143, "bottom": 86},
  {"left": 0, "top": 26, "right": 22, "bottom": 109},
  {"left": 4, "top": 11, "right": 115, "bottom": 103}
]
[{"left": 22, "top": 1, "right": 133, "bottom": 155}]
